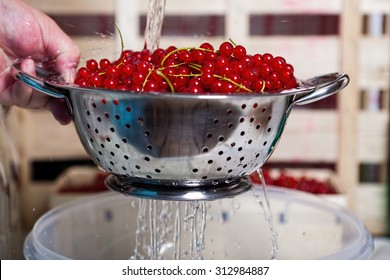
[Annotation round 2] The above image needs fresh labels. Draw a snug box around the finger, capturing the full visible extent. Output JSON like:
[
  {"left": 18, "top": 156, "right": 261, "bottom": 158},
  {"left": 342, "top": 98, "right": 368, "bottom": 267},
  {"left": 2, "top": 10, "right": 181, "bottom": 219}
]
[
  {"left": 43, "top": 18, "right": 81, "bottom": 82},
  {"left": 45, "top": 98, "right": 72, "bottom": 125},
  {"left": 22, "top": 58, "right": 72, "bottom": 125},
  {"left": 11, "top": 58, "right": 50, "bottom": 108}
]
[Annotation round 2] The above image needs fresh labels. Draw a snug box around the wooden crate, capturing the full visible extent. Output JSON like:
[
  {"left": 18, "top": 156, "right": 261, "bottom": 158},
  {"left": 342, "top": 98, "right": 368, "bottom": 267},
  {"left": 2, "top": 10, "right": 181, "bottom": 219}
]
[{"left": 16, "top": 0, "right": 389, "bottom": 234}]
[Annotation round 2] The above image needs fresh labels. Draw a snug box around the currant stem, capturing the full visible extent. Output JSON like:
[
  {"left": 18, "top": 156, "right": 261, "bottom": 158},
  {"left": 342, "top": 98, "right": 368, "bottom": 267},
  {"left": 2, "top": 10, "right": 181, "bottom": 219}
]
[
  {"left": 189, "top": 63, "right": 202, "bottom": 71},
  {"left": 229, "top": 38, "right": 237, "bottom": 47},
  {"left": 142, "top": 67, "right": 155, "bottom": 90},
  {"left": 114, "top": 22, "right": 124, "bottom": 54},
  {"left": 156, "top": 70, "right": 175, "bottom": 93},
  {"left": 260, "top": 80, "right": 266, "bottom": 93},
  {"left": 213, "top": 74, "right": 253, "bottom": 92}
]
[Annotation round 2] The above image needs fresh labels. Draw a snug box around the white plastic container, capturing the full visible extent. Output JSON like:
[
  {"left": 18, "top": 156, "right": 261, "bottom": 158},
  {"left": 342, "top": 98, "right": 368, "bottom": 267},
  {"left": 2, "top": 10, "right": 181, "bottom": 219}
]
[{"left": 24, "top": 186, "right": 374, "bottom": 260}]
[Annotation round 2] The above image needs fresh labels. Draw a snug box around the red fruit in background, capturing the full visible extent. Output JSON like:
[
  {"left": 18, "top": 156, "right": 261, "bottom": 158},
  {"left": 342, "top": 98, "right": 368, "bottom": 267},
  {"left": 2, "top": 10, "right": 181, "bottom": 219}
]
[{"left": 249, "top": 169, "right": 337, "bottom": 195}]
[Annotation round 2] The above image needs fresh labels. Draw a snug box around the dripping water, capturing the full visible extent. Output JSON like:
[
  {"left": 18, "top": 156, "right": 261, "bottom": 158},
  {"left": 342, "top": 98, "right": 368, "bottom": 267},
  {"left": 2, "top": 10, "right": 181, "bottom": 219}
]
[{"left": 252, "top": 168, "right": 279, "bottom": 260}]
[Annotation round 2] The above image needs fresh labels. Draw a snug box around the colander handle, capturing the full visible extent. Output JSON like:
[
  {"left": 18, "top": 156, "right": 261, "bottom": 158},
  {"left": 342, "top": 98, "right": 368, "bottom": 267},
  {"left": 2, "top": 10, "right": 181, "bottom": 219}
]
[
  {"left": 11, "top": 62, "right": 69, "bottom": 99},
  {"left": 293, "top": 72, "right": 349, "bottom": 105}
]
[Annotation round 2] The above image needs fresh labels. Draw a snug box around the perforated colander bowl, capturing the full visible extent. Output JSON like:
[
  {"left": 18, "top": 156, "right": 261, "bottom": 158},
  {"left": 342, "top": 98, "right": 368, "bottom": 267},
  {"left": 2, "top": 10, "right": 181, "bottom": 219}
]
[{"left": 12, "top": 62, "right": 348, "bottom": 200}]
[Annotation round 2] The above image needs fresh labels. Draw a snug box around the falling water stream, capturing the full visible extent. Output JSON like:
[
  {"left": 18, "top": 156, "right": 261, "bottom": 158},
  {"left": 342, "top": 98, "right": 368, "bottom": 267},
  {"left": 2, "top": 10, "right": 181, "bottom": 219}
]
[
  {"left": 144, "top": 0, "right": 167, "bottom": 52},
  {"left": 128, "top": 0, "right": 278, "bottom": 260}
]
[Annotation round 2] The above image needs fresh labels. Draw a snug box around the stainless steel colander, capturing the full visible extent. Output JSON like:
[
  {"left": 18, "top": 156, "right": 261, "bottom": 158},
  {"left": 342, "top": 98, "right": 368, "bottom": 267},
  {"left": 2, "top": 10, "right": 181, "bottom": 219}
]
[{"left": 12, "top": 62, "right": 348, "bottom": 200}]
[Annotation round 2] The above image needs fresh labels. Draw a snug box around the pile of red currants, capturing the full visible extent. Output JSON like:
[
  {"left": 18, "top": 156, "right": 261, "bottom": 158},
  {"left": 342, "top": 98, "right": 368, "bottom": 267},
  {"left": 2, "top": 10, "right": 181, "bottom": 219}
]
[
  {"left": 250, "top": 169, "right": 338, "bottom": 194},
  {"left": 74, "top": 40, "right": 298, "bottom": 94}
]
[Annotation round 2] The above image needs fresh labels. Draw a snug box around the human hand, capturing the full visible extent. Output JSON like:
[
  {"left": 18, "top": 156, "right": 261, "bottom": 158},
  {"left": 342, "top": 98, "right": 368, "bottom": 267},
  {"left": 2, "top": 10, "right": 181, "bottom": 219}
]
[{"left": 0, "top": 0, "right": 80, "bottom": 124}]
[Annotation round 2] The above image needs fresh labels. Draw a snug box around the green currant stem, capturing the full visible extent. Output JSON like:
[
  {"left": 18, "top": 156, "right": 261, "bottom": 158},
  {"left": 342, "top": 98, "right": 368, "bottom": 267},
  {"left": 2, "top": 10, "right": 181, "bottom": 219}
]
[
  {"left": 213, "top": 74, "right": 253, "bottom": 92},
  {"left": 188, "top": 63, "right": 202, "bottom": 71},
  {"left": 142, "top": 67, "right": 155, "bottom": 90},
  {"left": 170, "top": 73, "right": 201, "bottom": 78},
  {"left": 229, "top": 38, "right": 237, "bottom": 47},
  {"left": 156, "top": 70, "right": 175, "bottom": 93},
  {"left": 114, "top": 22, "right": 124, "bottom": 54}
]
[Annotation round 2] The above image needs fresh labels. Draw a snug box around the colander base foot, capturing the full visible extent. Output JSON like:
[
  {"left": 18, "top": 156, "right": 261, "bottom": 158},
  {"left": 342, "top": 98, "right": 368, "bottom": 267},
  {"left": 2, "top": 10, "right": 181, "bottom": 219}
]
[{"left": 104, "top": 175, "right": 253, "bottom": 201}]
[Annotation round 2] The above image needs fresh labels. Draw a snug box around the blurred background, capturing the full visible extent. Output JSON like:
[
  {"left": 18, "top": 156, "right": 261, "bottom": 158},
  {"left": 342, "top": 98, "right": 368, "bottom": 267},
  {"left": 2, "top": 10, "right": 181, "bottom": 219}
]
[{"left": 1, "top": 0, "right": 389, "bottom": 259}]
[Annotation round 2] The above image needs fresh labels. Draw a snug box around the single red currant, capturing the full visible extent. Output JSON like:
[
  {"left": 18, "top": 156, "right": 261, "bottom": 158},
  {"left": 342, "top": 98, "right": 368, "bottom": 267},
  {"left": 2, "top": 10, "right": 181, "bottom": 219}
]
[{"left": 219, "top": 41, "right": 234, "bottom": 57}]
